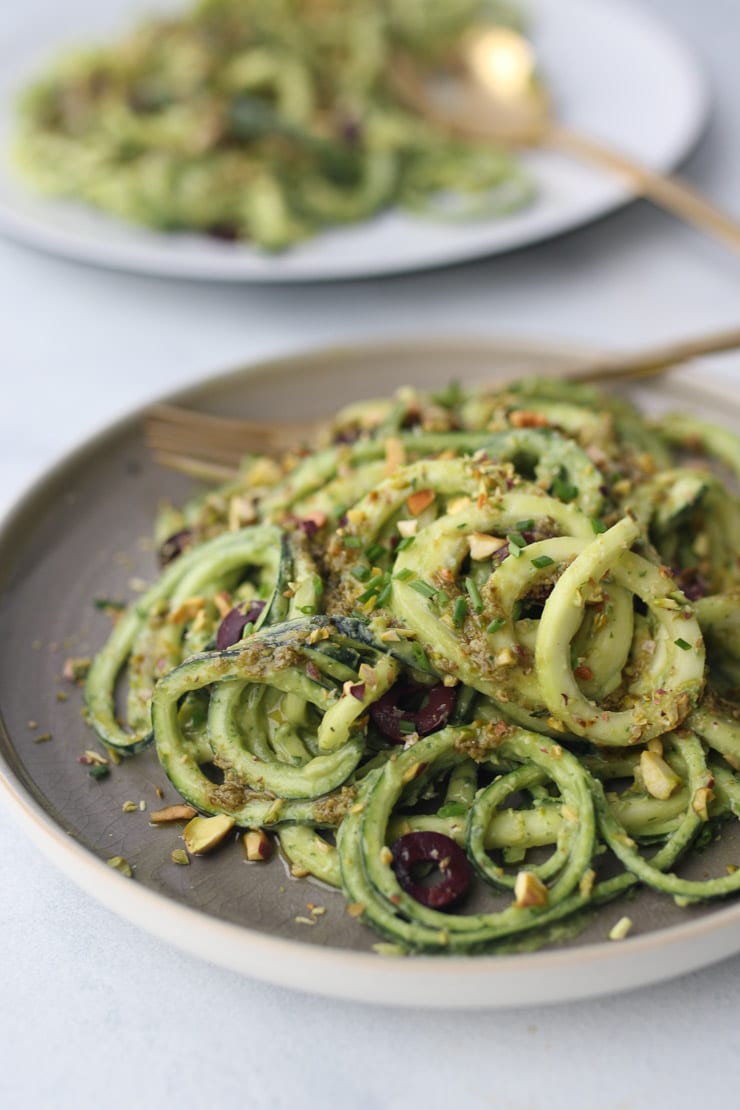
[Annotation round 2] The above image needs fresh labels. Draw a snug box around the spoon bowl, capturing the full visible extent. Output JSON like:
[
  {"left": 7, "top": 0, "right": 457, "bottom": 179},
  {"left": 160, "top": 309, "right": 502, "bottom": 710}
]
[{"left": 392, "top": 25, "right": 740, "bottom": 253}]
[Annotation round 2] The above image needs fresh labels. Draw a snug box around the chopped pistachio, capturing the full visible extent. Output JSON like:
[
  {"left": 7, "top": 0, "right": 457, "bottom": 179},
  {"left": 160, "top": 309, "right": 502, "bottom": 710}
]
[
  {"left": 692, "top": 786, "right": 714, "bottom": 822},
  {"left": 514, "top": 871, "right": 549, "bottom": 909},
  {"left": 106, "top": 856, "right": 133, "bottom": 878},
  {"left": 63, "top": 656, "right": 91, "bottom": 682},
  {"left": 467, "top": 532, "right": 507, "bottom": 560},
  {"left": 244, "top": 829, "right": 273, "bottom": 861},
  {"left": 608, "top": 916, "right": 633, "bottom": 941},
  {"left": 171, "top": 849, "right": 190, "bottom": 866},
  {"left": 372, "top": 943, "right": 407, "bottom": 957},
  {"left": 183, "top": 814, "right": 235, "bottom": 855},
  {"left": 150, "top": 804, "right": 198, "bottom": 825},
  {"left": 640, "top": 750, "right": 681, "bottom": 800}
]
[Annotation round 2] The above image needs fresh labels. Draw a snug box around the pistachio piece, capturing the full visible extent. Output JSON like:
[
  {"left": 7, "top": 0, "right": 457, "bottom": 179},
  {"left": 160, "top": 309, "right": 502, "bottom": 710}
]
[
  {"left": 171, "top": 849, "right": 190, "bottom": 866},
  {"left": 692, "top": 786, "right": 714, "bottom": 822},
  {"left": 106, "top": 856, "right": 133, "bottom": 878},
  {"left": 150, "top": 804, "right": 198, "bottom": 825},
  {"left": 640, "top": 750, "right": 681, "bottom": 800},
  {"left": 467, "top": 532, "right": 507, "bottom": 560},
  {"left": 608, "top": 916, "right": 633, "bottom": 941},
  {"left": 406, "top": 489, "right": 435, "bottom": 516},
  {"left": 514, "top": 870, "right": 548, "bottom": 909},
  {"left": 183, "top": 813, "right": 235, "bottom": 855},
  {"left": 244, "top": 830, "right": 273, "bottom": 861}
]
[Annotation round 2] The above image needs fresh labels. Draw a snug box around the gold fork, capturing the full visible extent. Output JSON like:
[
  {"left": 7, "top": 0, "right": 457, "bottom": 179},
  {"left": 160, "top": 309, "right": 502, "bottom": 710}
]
[{"left": 146, "top": 326, "right": 740, "bottom": 477}]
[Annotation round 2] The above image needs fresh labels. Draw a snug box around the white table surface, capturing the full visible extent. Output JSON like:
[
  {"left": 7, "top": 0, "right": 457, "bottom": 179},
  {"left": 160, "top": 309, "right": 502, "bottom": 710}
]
[{"left": 2, "top": 1, "right": 740, "bottom": 1106}]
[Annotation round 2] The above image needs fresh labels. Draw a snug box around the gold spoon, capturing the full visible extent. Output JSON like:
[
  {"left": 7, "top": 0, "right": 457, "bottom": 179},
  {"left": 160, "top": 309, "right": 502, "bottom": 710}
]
[{"left": 392, "top": 26, "right": 740, "bottom": 254}]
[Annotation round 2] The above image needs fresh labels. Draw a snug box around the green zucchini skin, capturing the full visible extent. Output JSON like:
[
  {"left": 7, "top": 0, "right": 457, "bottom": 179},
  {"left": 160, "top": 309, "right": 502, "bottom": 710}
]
[
  {"left": 150, "top": 617, "right": 401, "bottom": 812},
  {"left": 85, "top": 524, "right": 285, "bottom": 753}
]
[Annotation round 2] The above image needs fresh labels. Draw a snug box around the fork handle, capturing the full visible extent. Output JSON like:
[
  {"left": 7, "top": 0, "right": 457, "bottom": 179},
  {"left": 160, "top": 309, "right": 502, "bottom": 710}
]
[
  {"left": 561, "top": 325, "right": 740, "bottom": 385},
  {"left": 548, "top": 123, "right": 740, "bottom": 254}
]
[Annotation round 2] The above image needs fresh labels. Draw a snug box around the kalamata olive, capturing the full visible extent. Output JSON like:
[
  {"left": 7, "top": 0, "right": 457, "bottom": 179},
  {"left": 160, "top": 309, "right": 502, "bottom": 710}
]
[
  {"left": 158, "top": 529, "right": 194, "bottom": 568},
  {"left": 207, "top": 223, "right": 239, "bottom": 242},
  {"left": 369, "top": 682, "right": 456, "bottom": 743},
  {"left": 216, "top": 600, "right": 266, "bottom": 650},
  {"left": 391, "top": 831, "right": 470, "bottom": 909}
]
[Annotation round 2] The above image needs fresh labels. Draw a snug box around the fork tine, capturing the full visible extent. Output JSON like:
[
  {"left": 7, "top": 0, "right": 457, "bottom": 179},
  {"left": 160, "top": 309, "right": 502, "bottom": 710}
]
[
  {"left": 145, "top": 404, "right": 320, "bottom": 463},
  {"left": 151, "top": 451, "right": 241, "bottom": 482}
]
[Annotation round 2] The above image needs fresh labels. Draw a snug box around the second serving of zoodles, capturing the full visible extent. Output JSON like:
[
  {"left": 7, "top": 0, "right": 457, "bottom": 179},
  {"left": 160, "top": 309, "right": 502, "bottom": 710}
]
[
  {"left": 15, "top": 0, "right": 535, "bottom": 251},
  {"left": 84, "top": 374, "right": 740, "bottom": 953}
]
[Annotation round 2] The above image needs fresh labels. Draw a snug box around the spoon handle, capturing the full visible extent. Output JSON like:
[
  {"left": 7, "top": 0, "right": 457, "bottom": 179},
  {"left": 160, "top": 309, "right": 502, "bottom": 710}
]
[
  {"left": 561, "top": 325, "right": 740, "bottom": 385},
  {"left": 549, "top": 123, "right": 740, "bottom": 254}
]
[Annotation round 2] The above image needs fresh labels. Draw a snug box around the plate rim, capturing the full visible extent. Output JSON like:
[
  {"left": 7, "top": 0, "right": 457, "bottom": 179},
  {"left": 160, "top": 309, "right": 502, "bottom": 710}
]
[
  {"left": 2, "top": 335, "right": 740, "bottom": 1009},
  {"left": 0, "top": 0, "right": 710, "bottom": 282}
]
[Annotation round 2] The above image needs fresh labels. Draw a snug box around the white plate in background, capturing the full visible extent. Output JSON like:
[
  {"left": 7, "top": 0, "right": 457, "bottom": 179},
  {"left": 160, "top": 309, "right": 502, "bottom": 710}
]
[{"left": 0, "top": 0, "right": 708, "bottom": 281}]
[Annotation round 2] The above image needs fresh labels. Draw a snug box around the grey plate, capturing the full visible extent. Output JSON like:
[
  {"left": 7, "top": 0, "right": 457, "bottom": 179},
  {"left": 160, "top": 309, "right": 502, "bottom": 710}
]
[{"left": 1, "top": 338, "right": 739, "bottom": 1009}]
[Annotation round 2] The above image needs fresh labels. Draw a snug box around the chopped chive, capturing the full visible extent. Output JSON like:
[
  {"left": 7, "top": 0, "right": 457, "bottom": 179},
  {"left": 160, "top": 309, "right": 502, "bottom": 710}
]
[
  {"left": 409, "top": 579, "right": 437, "bottom": 599},
  {"left": 590, "top": 517, "right": 607, "bottom": 534},
  {"left": 435, "top": 590, "right": 449, "bottom": 610},
  {"left": 311, "top": 573, "right": 324, "bottom": 596},
  {"left": 297, "top": 606, "right": 317, "bottom": 615},
  {"left": 437, "top": 802, "right": 467, "bottom": 818},
  {"left": 394, "top": 568, "right": 414, "bottom": 582},
  {"left": 431, "top": 380, "right": 463, "bottom": 409},
  {"left": 453, "top": 597, "right": 468, "bottom": 627},
  {"left": 398, "top": 719, "right": 417, "bottom": 735},
  {"left": 365, "top": 543, "right": 385, "bottom": 563},
  {"left": 552, "top": 475, "right": 579, "bottom": 502},
  {"left": 396, "top": 536, "right": 415, "bottom": 551},
  {"left": 512, "top": 600, "right": 523, "bottom": 621},
  {"left": 351, "top": 565, "right": 371, "bottom": 583},
  {"left": 357, "top": 577, "right": 386, "bottom": 603},
  {"left": 411, "top": 643, "right": 433, "bottom": 673},
  {"left": 507, "top": 531, "right": 526, "bottom": 548},
  {"left": 515, "top": 519, "right": 535, "bottom": 532},
  {"left": 343, "top": 536, "right": 362, "bottom": 548},
  {"left": 486, "top": 617, "right": 506, "bottom": 635},
  {"left": 376, "top": 583, "right": 393, "bottom": 608},
  {"left": 675, "top": 638, "right": 692, "bottom": 651},
  {"left": 464, "top": 576, "right": 484, "bottom": 614},
  {"left": 532, "top": 555, "right": 555, "bottom": 569},
  {"left": 456, "top": 522, "right": 468, "bottom": 530}
]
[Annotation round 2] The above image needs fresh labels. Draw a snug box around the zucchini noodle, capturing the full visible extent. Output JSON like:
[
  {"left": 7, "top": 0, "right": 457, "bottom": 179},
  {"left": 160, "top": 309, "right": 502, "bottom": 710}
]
[
  {"left": 84, "top": 376, "right": 740, "bottom": 954},
  {"left": 14, "top": 0, "right": 535, "bottom": 251}
]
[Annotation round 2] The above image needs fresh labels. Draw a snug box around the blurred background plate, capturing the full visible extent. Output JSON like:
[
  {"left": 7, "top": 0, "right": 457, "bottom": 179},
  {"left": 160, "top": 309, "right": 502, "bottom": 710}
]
[
  {"left": 0, "top": 0, "right": 708, "bottom": 281},
  {"left": 2, "top": 337, "right": 740, "bottom": 1009}
]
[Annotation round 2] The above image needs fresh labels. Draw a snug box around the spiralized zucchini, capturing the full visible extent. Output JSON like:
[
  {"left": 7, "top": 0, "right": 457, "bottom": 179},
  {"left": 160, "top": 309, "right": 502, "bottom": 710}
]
[
  {"left": 84, "top": 376, "right": 740, "bottom": 954},
  {"left": 15, "top": 0, "right": 535, "bottom": 251}
]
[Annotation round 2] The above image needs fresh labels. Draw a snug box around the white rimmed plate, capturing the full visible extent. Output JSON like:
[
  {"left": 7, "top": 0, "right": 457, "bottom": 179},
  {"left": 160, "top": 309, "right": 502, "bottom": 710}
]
[{"left": 1, "top": 337, "right": 739, "bottom": 1009}]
